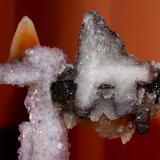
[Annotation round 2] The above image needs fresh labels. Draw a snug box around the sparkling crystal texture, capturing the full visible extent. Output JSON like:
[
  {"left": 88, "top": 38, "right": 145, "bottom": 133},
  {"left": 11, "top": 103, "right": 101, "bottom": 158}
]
[
  {"left": 0, "top": 46, "right": 69, "bottom": 160},
  {"left": 75, "top": 11, "right": 151, "bottom": 117}
]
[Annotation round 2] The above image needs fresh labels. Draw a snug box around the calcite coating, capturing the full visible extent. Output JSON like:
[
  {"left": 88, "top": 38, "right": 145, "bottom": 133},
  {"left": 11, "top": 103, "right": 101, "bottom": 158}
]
[
  {"left": 0, "top": 46, "right": 69, "bottom": 160},
  {"left": 75, "top": 11, "right": 151, "bottom": 117},
  {"left": 0, "top": 11, "right": 160, "bottom": 159}
]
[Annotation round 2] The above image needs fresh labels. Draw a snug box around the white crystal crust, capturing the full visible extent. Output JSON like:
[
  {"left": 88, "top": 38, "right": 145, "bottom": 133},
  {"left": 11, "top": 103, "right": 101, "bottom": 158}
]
[{"left": 0, "top": 46, "right": 69, "bottom": 160}]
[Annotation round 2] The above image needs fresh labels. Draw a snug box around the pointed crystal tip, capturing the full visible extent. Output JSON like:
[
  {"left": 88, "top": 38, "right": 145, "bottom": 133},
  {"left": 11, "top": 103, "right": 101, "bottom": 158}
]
[{"left": 9, "top": 16, "right": 39, "bottom": 61}]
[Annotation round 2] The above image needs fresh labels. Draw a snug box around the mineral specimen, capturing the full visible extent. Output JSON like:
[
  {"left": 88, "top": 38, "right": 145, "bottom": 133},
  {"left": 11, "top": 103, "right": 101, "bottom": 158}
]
[
  {"left": 0, "top": 17, "right": 69, "bottom": 160},
  {"left": 51, "top": 11, "right": 160, "bottom": 142},
  {"left": 0, "top": 10, "right": 160, "bottom": 160},
  {"left": 75, "top": 11, "right": 151, "bottom": 117}
]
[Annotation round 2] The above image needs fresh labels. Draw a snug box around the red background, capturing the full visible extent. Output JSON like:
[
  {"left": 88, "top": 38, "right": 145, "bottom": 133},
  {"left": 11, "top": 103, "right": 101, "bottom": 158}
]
[{"left": 0, "top": 0, "right": 160, "bottom": 159}]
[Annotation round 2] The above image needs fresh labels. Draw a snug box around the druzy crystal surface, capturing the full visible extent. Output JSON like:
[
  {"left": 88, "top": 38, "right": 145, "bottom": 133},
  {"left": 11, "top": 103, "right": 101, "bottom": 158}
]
[
  {"left": 1, "top": 10, "right": 160, "bottom": 160},
  {"left": 51, "top": 11, "right": 160, "bottom": 143},
  {"left": 75, "top": 11, "right": 151, "bottom": 117},
  {"left": 0, "top": 46, "right": 69, "bottom": 160}
]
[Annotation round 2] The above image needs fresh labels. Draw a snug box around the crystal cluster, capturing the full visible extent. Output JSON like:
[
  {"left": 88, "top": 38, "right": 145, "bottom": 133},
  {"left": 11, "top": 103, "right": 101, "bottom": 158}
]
[
  {"left": 75, "top": 11, "right": 151, "bottom": 117},
  {"left": 51, "top": 11, "right": 160, "bottom": 143},
  {"left": 0, "top": 46, "right": 69, "bottom": 160},
  {"left": 73, "top": 12, "right": 160, "bottom": 140},
  {"left": 0, "top": 10, "right": 160, "bottom": 160}
]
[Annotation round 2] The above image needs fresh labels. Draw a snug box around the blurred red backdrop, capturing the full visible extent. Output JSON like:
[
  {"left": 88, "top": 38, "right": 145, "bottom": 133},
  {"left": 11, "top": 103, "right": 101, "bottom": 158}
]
[{"left": 0, "top": 0, "right": 160, "bottom": 160}]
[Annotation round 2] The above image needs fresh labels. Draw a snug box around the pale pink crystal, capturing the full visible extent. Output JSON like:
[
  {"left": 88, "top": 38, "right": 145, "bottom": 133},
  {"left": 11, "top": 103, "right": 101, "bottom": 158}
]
[{"left": 0, "top": 46, "right": 69, "bottom": 160}]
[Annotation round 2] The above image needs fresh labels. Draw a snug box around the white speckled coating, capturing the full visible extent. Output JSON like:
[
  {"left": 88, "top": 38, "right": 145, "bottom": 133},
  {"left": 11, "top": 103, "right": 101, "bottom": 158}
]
[
  {"left": 75, "top": 11, "right": 151, "bottom": 116},
  {"left": 0, "top": 46, "right": 69, "bottom": 160}
]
